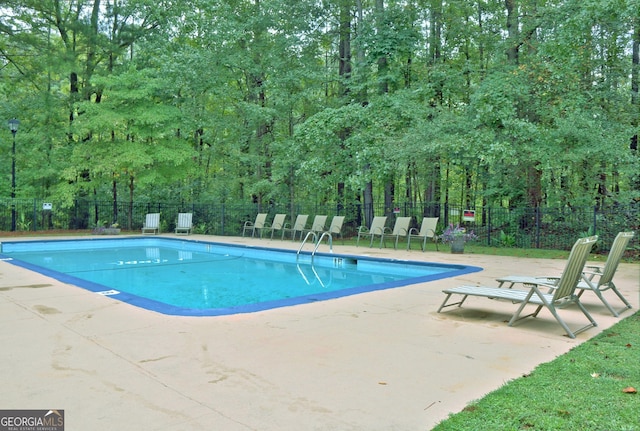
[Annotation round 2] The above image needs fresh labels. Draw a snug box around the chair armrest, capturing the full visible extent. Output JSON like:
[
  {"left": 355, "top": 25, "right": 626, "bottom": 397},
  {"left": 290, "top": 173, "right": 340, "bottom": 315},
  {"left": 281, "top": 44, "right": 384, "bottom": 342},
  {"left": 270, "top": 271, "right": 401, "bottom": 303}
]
[
  {"left": 530, "top": 277, "right": 560, "bottom": 290},
  {"left": 583, "top": 265, "right": 603, "bottom": 281},
  {"left": 408, "top": 227, "right": 419, "bottom": 235},
  {"left": 585, "top": 265, "right": 603, "bottom": 273},
  {"left": 581, "top": 270, "right": 602, "bottom": 282},
  {"left": 521, "top": 279, "right": 559, "bottom": 294}
]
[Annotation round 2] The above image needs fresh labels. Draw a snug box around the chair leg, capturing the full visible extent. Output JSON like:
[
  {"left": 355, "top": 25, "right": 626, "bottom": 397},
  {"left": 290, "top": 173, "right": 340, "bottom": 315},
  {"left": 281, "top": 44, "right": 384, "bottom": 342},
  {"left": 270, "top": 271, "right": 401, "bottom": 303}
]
[
  {"left": 579, "top": 282, "right": 632, "bottom": 317},
  {"left": 587, "top": 287, "right": 620, "bottom": 317},
  {"left": 611, "top": 285, "right": 633, "bottom": 310},
  {"left": 575, "top": 299, "right": 598, "bottom": 329},
  {"left": 507, "top": 289, "right": 540, "bottom": 326},
  {"left": 510, "top": 297, "right": 598, "bottom": 339},
  {"left": 507, "top": 302, "right": 536, "bottom": 327},
  {"left": 437, "top": 293, "right": 468, "bottom": 312},
  {"left": 544, "top": 305, "right": 579, "bottom": 339},
  {"left": 548, "top": 299, "right": 597, "bottom": 339},
  {"left": 607, "top": 282, "right": 633, "bottom": 313}
]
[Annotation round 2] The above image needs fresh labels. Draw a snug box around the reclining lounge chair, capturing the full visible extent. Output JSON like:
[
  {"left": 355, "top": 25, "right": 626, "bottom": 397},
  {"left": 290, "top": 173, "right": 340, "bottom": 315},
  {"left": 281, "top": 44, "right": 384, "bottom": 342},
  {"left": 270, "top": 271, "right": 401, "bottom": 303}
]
[
  {"left": 497, "top": 231, "right": 634, "bottom": 317},
  {"left": 437, "top": 236, "right": 599, "bottom": 338}
]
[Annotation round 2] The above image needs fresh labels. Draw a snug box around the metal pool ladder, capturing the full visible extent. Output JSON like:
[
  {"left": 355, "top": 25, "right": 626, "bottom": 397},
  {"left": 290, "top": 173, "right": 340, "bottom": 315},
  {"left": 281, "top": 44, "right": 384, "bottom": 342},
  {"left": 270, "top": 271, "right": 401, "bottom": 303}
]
[{"left": 297, "top": 231, "right": 333, "bottom": 262}]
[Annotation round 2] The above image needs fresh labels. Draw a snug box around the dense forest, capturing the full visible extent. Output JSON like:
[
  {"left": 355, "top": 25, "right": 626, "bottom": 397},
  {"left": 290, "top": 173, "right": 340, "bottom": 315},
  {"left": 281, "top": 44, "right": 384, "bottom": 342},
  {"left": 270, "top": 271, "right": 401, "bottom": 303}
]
[{"left": 1, "top": 0, "right": 639, "bottom": 224}]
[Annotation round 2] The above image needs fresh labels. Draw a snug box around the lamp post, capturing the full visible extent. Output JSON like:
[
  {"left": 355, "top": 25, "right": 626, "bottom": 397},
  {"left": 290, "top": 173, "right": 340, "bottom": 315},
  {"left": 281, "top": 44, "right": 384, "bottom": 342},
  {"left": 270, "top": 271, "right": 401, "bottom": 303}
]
[{"left": 8, "top": 118, "right": 19, "bottom": 231}]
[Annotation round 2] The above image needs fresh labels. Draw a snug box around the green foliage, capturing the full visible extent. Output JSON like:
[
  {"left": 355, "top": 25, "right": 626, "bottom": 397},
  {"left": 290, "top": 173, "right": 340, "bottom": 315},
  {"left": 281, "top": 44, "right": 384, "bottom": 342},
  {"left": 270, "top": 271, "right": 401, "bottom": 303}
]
[
  {"left": 191, "top": 222, "right": 211, "bottom": 235},
  {"left": 16, "top": 212, "right": 31, "bottom": 231},
  {"left": 433, "top": 312, "right": 640, "bottom": 431},
  {"left": 495, "top": 230, "right": 517, "bottom": 247},
  {"left": 1, "top": 0, "right": 638, "bottom": 211}
]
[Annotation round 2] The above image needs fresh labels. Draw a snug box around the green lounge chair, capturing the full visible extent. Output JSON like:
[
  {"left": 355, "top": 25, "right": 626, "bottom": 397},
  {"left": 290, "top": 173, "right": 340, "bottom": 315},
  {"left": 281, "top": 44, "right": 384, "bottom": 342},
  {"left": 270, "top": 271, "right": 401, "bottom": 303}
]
[{"left": 438, "top": 236, "right": 598, "bottom": 338}]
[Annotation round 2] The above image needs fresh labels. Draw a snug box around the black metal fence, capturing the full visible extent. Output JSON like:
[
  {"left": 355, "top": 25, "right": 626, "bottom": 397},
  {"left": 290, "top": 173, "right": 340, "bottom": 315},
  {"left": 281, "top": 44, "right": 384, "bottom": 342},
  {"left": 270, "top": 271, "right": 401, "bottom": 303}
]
[{"left": 1, "top": 198, "right": 638, "bottom": 256}]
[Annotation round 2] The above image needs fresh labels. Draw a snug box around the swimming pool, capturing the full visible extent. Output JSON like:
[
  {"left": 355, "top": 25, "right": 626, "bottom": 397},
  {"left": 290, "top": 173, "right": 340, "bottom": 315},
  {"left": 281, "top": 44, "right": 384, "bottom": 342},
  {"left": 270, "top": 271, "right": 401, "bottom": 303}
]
[{"left": 0, "top": 237, "right": 482, "bottom": 316}]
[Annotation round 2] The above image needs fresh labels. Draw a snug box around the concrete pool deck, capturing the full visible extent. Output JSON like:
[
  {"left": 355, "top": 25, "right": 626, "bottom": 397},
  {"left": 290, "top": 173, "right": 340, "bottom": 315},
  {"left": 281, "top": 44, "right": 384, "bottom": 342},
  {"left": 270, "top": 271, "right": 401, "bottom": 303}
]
[{"left": 0, "top": 234, "right": 638, "bottom": 430}]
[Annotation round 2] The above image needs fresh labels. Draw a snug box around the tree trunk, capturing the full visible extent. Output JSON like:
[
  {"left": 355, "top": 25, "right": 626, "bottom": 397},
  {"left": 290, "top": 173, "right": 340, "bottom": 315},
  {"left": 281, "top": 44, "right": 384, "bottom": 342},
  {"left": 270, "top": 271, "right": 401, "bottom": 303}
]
[
  {"left": 632, "top": 17, "right": 639, "bottom": 192},
  {"left": 384, "top": 179, "right": 394, "bottom": 216},
  {"left": 339, "top": 0, "right": 352, "bottom": 94},
  {"left": 505, "top": 0, "right": 519, "bottom": 63},
  {"left": 363, "top": 175, "right": 374, "bottom": 227},
  {"left": 338, "top": 0, "right": 353, "bottom": 206}
]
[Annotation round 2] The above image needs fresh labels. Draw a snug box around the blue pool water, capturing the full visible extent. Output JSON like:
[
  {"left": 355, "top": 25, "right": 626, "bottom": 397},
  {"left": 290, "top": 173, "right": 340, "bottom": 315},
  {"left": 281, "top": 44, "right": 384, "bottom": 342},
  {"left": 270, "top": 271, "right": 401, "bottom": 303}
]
[{"left": 0, "top": 238, "right": 481, "bottom": 316}]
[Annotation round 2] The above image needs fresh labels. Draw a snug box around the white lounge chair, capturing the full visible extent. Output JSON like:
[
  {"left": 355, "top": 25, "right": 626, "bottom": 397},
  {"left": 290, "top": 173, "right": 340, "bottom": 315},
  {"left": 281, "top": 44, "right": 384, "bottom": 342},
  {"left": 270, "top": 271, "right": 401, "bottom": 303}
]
[
  {"left": 266, "top": 214, "right": 287, "bottom": 239},
  {"left": 356, "top": 216, "right": 388, "bottom": 248},
  {"left": 306, "top": 215, "right": 328, "bottom": 238},
  {"left": 497, "top": 231, "right": 634, "bottom": 317},
  {"left": 175, "top": 213, "right": 193, "bottom": 235},
  {"left": 407, "top": 217, "right": 439, "bottom": 251},
  {"left": 382, "top": 216, "right": 411, "bottom": 249},
  {"left": 578, "top": 231, "right": 634, "bottom": 316},
  {"left": 141, "top": 213, "right": 160, "bottom": 234},
  {"left": 242, "top": 213, "right": 268, "bottom": 238},
  {"left": 326, "top": 216, "right": 345, "bottom": 242},
  {"left": 282, "top": 214, "right": 308, "bottom": 240},
  {"left": 438, "top": 236, "right": 598, "bottom": 338}
]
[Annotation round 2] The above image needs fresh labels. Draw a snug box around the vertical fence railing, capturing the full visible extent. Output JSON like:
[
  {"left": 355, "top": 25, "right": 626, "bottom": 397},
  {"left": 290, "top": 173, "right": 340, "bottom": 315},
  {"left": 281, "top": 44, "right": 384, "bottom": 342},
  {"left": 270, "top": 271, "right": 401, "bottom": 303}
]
[{"left": 0, "top": 198, "right": 637, "bottom": 255}]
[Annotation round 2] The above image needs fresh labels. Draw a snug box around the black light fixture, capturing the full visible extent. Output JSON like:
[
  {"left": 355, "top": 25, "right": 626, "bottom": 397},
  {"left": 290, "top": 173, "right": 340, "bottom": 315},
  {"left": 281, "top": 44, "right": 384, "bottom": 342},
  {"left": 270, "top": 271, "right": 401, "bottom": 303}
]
[{"left": 8, "top": 118, "right": 19, "bottom": 231}]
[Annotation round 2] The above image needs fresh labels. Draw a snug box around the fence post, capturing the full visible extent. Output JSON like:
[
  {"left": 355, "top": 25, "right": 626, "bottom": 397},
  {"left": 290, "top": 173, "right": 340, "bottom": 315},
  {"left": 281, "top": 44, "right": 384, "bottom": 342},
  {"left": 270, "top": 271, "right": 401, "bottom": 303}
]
[
  {"left": 221, "top": 203, "right": 226, "bottom": 235},
  {"left": 487, "top": 207, "right": 491, "bottom": 246},
  {"left": 535, "top": 207, "right": 541, "bottom": 249},
  {"left": 443, "top": 202, "right": 449, "bottom": 227},
  {"left": 74, "top": 199, "right": 78, "bottom": 230},
  {"left": 593, "top": 206, "right": 598, "bottom": 236},
  {"left": 32, "top": 199, "right": 37, "bottom": 231}
]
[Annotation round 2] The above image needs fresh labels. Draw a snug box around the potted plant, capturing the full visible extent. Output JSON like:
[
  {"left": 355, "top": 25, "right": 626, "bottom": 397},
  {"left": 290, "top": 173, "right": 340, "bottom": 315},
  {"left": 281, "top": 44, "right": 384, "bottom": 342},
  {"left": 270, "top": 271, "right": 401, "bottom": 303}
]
[{"left": 441, "top": 223, "right": 477, "bottom": 254}]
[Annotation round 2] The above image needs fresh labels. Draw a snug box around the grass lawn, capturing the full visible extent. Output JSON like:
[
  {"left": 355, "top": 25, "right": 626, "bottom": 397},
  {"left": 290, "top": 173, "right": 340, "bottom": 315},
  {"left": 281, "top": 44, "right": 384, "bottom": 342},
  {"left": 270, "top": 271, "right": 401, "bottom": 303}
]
[{"left": 432, "top": 311, "right": 640, "bottom": 430}]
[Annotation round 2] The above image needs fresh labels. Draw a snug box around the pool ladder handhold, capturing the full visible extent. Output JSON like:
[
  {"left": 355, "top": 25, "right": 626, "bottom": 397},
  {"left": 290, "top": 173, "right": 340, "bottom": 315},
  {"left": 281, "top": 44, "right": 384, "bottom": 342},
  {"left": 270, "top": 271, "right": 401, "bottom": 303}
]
[{"left": 297, "top": 231, "right": 333, "bottom": 263}]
